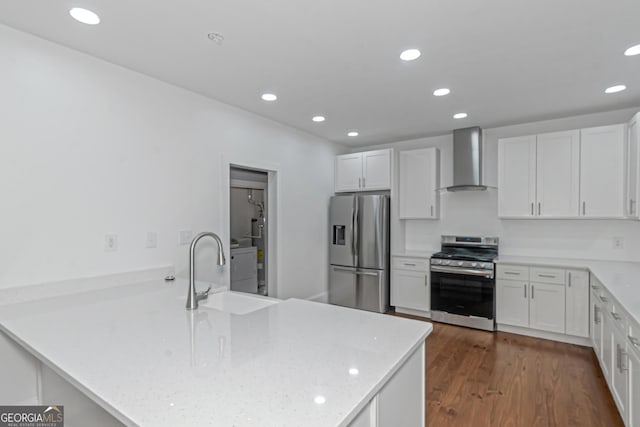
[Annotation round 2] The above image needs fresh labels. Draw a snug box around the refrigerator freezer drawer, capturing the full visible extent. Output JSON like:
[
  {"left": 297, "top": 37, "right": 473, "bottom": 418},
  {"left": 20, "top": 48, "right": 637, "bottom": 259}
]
[{"left": 329, "top": 266, "right": 389, "bottom": 313}]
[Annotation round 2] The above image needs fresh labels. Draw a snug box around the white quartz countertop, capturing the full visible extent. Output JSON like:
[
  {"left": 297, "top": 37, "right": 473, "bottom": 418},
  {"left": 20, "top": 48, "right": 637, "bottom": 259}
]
[
  {"left": 392, "top": 251, "right": 434, "bottom": 259},
  {"left": 0, "top": 279, "right": 431, "bottom": 427},
  {"left": 496, "top": 255, "right": 640, "bottom": 326}
]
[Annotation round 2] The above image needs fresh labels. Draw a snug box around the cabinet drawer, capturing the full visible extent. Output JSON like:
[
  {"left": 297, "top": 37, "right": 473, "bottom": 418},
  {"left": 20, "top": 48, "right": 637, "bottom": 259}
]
[
  {"left": 628, "top": 321, "right": 640, "bottom": 356},
  {"left": 393, "top": 257, "right": 429, "bottom": 272},
  {"left": 496, "top": 265, "right": 529, "bottom": 281},
  {"left": 530, "top": 267, "right": 565, "bottom": 285},
  {"left": 608, "top": 299, "right": 628, "bottom": 334}
]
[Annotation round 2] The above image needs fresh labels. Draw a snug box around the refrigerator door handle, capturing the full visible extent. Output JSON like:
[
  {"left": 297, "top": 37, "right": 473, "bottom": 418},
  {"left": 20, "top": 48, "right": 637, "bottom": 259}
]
[
  {"left": 333, "top": 267, "right": 379, "bottom": 277},
  {"left": 353, "top": 196, "right": 359, "bottom": 265}
]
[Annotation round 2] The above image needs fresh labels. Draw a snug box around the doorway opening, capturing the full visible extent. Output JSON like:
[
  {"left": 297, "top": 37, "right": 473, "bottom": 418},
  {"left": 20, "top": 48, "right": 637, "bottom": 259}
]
[{"left": 229, "top": 166, "right": 269, "bottom": 296}]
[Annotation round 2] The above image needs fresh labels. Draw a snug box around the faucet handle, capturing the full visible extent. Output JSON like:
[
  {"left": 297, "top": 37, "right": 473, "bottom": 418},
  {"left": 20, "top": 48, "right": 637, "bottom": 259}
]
[{"left": 196, "top": 285, "right": 212, "bottom": 302}]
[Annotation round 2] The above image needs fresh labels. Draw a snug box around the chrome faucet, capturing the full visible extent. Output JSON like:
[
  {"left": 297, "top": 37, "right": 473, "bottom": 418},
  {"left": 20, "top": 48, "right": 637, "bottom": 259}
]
[{"left": 186, "top": 232, "right": 226, "bottom": 310}]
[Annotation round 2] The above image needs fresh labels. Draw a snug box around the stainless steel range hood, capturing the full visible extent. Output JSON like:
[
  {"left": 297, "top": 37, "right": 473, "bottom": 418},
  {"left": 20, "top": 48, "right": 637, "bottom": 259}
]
[{"left": 447, "top": 127, "right": 486, "bottom": 192}]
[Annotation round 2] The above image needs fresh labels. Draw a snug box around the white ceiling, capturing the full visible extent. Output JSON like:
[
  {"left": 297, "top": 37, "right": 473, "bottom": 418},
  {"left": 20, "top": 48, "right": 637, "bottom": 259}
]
[{"left": 1, "top": 0, "right": 639, "bottom": 146}]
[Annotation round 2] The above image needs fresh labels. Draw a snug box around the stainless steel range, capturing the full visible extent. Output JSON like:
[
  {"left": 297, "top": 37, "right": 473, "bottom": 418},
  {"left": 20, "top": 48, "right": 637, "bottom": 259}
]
[{"left": 430, "top": 235, "right": 499, "bottom": 331}]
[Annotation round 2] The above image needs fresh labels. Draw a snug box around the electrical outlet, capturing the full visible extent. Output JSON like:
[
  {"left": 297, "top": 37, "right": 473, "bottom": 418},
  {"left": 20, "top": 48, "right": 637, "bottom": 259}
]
[
  {"left": 105, "top": 234, "right": 118, "bottom": 252},
  {"left": 613, "top": 237, "right": 624, "bottom": 250},
  {"left": 146, "top": 232, "right": 157, "bottom": 249},
  {"left": 179, "top": 230, "right": 192, "bottom": 245}
]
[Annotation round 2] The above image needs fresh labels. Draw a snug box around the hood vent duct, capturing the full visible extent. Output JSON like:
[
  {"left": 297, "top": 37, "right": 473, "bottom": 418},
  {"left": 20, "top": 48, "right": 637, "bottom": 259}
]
[{"left": 446, "top": 126, "right": 487, "bottom": 192}]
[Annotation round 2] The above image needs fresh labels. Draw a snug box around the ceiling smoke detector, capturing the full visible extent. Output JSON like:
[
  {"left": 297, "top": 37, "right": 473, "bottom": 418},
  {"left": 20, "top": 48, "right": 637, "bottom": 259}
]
[{"left": 207, "top": 33, "right": 225, "bottom": 45}]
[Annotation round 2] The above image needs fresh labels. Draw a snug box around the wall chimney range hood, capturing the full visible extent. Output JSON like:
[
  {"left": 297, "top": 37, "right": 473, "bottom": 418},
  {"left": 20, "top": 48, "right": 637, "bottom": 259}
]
[{"left": 446, "top": 126, "right": 487, "bottom": 192}]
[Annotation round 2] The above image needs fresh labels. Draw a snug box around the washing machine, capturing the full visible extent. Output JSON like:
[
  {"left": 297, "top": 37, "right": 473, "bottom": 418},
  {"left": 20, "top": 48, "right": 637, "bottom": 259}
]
[{"left": 230, "top": 246, "right": 258, "bottom": 294}]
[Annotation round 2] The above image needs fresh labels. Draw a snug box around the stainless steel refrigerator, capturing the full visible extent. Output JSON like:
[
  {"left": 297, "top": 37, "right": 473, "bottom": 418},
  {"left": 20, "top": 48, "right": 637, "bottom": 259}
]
[{"left": 329, "top": 194, "right": 390, "bottom": 313}]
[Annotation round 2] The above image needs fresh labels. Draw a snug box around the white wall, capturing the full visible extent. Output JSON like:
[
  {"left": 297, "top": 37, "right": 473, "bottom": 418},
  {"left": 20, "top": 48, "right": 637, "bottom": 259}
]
[
  {"left": 0, "top": 24, "right": 345, "bottom": 299},
  {"left": 360, "top": 107, "right": 640, "bottom": 261}
]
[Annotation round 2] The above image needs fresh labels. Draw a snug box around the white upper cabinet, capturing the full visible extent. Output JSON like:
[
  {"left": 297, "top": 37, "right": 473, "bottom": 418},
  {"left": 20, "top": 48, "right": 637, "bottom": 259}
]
[
  {"left": 580, "top": 124, "right": 626, "bottom": 218},
  {"left": 499, "top": 123, "right": 629, "bottom": 219},
  {"left": 335, "top": 149, "right": 392, "bottom": 192},
  {"left": 335, "top": 153, "right": 363, "bottom": 192},
  {"left": 628, "top": 113, "right": 640, "bottom": 219},
  {"left": 362, "top": 150, "right": 392, "bottom": 190},
  {"left": 398, "top": 148, "right": 440, "bottom": 219},
  {"left": 536, "top": 131, "right": 580, "bottom": 217},
  {"left": 498, "top": 135, "right": 536, "bottom": 217}
]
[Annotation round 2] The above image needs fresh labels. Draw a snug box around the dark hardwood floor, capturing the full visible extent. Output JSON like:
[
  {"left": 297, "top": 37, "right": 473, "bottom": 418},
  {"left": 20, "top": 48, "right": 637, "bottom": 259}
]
[{"left": 391, "top": 313, "right": 624, "bottom": 427}]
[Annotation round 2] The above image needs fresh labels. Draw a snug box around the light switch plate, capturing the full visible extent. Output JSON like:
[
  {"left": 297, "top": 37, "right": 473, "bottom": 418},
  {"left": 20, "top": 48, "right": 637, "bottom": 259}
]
[
  {"left": 146, "top": 232, "right": 157, "bottom": 249},
  {"left": 179, "top": 230, "right": 192, "bottom": 245}
]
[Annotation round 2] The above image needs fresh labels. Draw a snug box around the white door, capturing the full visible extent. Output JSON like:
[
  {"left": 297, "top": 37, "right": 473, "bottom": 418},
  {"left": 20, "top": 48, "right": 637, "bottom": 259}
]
[
  {"left": 628, "top": 113, "right": 640, "bottom": 218},
  {"left": 398, "top": 148, "right": 439, "bottom": 219},
  {"left": 335, "top": 153, "right": 363, "bottom": 192},
  {"left": 612, "top": 328, "right": 628, "bottom": 419},
  {"left": 362, "top": 149, "right": 391, "bottom": 190},
  {"left": 591, "top": 291, "right": 603, "bottom": 360},
  {"left": 498, "top": 135, "right": 537, "bottom": 217},
  {"left": 529, "top": 282, "right": 565, "bottom": 334},
  {"left": 536, "top": 130, "right": 580, "bottom": 217},
  {"left": 565, "top": 269, "right": 589, "bottom": 338},
  {"left": 628, "top": 347, "right": 640, "bottom": 427},
  {"left": 580, "top": 124, "right": 626, "bottom": 218},
  {"left": 391, "top": 270, "right": 429, "bottom": 312},
  {"left": 496, "top": 280, "right": 529, "bottom": 328}
]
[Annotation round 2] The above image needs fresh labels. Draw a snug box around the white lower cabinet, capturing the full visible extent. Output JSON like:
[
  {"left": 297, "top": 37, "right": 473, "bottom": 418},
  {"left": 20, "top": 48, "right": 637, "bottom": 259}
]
[
  {"left": 529, "top": 282, "right": 566, "bottom": 334},
  {"left": 591, "top": 288, "right": 603, "bottom": 360},
  {"left": 612, "top": 325, "right": 629, "bottom": 419},
  {"left": 628, "top": 347, "right": 640, "bottom": 427},
  {"left": 349, "top": 343, "right": 425, "bottom": 427},
  {"left": 496, "top": 264, "right": 582, "bottom": 336},
  {"left": 496, "top": 280, "right": 529, "bottom": 328},
  {"left": 391, "top": 256, "right": 430, "bottom": 316}
]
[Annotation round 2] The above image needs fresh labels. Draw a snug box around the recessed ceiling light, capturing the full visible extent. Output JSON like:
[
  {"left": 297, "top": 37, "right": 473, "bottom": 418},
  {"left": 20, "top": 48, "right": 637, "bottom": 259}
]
[
  {"left": 400, "top": 49, "right": 421, "bottom": 61},
  {"left": 624, "top": 44, "right": 640, "bottom": 56},
  {"left": 69, "top": 8, "right": 100, "bottom": 25},
  {"left": 605, "top": 85, "right": 627, "bottom": 94},
  {"left": 453, "top": 113, "right": 468, "bottom": 119},
  {"left": 312, "top": 116, "right": 326, "bottom": 122},
  {"left": 314, "top": 396, "right": 326, "bottom": 405},
  {"left": 348, "top": 368, "right": 359, "bottom": 376},
  {"left": 347, "top": 131, "right": 359, "bottom": 137},
  {"left": 261, "top": 93, "right": 277, "bottom": 101},
  {"left": 433, "top": 88, "right": 451, "bottom": 97}
]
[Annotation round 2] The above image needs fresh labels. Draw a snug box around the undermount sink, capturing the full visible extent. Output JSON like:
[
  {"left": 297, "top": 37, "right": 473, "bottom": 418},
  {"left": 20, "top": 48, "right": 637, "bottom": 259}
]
[{"left": 199, "top": 291, "right": 279, "bottom": 315}]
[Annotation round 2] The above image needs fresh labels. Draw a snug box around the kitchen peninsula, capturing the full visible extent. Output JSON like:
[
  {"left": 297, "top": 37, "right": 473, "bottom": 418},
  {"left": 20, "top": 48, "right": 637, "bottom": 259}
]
[{"left": 0, "top": 272, "right": 431, "bottom": 427}]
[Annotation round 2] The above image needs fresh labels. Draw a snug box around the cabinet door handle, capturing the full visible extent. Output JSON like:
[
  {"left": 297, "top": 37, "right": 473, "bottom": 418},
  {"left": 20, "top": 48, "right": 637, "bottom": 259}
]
[
  {"left": 425, "top": 275, "right": 428, "bottom": 286},
  {"left": 630, "top": 199, "right": 635, "bottom": 216},
  {"left": 538, "top": 202, "right": 541, "bottom": 215},
  {"left": 538, "top": 274, "right": 556, "bottom": 278},
  {"left": 568, "top": 272, "right": 572, "bottom": 287},
  {"left": 617, "top": 344, "right": 621, "bottom": 371},
  {"left": 611, "top": 312, "right": 622, "bottom": 321},
  {"left": 531, "top": 202, "right": 534, "bottom": 216},
  {"left": 591, "top": 285, "right": 598, "bottom": 290},
  {"left": 531, "top": 284, "right": 534, "bottom": 299},
  {"left": 601, "top": 296, "right": 608, "bottom": 303},
  {"left": 362, "top": 177, "right": 366, "bottom": 188},
  {"left": 594, "top": 306, "right": 600, "bottom": 324},
  {"left": 431, "top": 205, "right": 434, "bottom": 217},
  {"left": 629, "top": 335, "right": 640, "bottom": 348},
  {"left": 403, "top": 263, "right": 416, "bottom": 267},
  {"left": 582, "top": 201, "right": 586, "bottom": 216},
  {"left": 504, "top": 271, "right": 520, "bottom": 276},
  {"left": 358, "top": 177, "right": 362, "bottom": 188},
  {"left": 524, "top": 284, "right": 527, "bottom": 299}
]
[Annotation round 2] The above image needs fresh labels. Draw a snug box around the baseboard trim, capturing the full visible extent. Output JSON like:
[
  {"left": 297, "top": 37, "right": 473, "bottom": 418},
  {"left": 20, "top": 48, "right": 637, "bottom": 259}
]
[
  {"left": 497, "top": 324, "right": 591, "bottom": 346},
  {"left": 307, "top": 291, "right": 328, "bottom": 303},
  {"left": 395, "top": 307, "right": 431, "bottom": 319}
]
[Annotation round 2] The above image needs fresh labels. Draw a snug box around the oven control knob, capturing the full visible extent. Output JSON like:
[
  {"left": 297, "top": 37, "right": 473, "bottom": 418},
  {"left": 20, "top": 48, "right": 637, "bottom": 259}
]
[
  {"left": 471, "top": 262, "right": 478, "bottom": 268},
  {"left": 442, "top": 260, "right": 451, "bottom": 265},
  {"left": 432, "top": 259, "right": 441, "bottom": 265},
  {"left": 479, "top": 263, "right": 487, "bottom": 269},
  {"left": 457, "top": 261, "right": 464, "bottom": 266}
]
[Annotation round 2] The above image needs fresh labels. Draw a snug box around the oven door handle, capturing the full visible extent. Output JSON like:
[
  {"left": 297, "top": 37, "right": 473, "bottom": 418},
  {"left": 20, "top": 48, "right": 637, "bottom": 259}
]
[{"left": 430, "top": 265, "right": 494, "bottom": 278}]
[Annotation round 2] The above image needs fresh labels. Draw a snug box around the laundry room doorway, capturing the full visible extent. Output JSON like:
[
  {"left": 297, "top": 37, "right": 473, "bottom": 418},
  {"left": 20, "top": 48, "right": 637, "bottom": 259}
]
[{"left": 229, "top": 166, "right": 270, "bottom": 296}]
